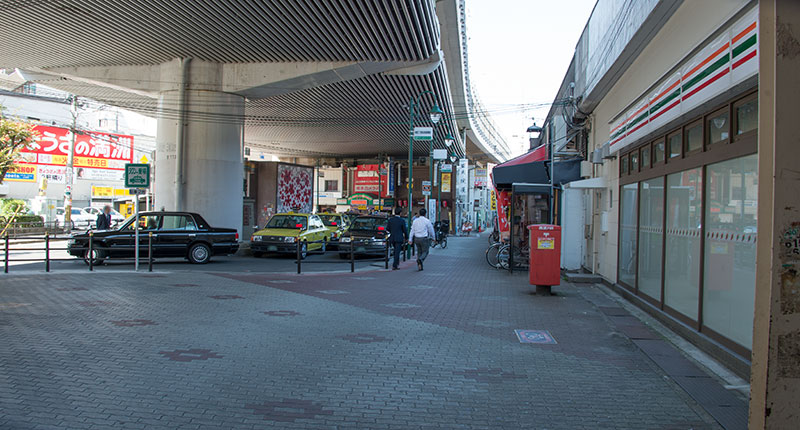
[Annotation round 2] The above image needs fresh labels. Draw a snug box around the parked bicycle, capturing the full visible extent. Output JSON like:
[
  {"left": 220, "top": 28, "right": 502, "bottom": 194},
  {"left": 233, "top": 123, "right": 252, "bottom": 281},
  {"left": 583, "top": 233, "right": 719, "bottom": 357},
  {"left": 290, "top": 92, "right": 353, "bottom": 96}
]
[{"left": 432, "top": 220, "right": 449, "bottom": 249}]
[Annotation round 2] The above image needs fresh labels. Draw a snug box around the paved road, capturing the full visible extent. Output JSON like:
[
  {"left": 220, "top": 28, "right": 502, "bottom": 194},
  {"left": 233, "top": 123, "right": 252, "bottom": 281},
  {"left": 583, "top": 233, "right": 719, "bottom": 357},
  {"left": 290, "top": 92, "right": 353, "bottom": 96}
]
[{"left": 1, "top": 235, "right": 739, "bottom": 429}]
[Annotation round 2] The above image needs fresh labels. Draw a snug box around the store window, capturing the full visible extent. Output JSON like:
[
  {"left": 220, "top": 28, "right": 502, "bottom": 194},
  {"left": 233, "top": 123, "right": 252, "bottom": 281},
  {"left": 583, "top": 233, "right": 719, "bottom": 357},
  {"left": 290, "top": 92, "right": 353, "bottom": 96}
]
[
  {"left": 653, "top": 139, "right": 665, "bottom": 166},
  {"left": 664, "top": 169, "right": 703, "bottom": 319},
  {"left": 707, "top": 109, "right": 730, "bottom": 147},
  {"left": 630, "top": 151, "right": 639, "bottom": 173},
  {"left": 684, "top": 121, "right": 703, "bottom": 154},
  {"left": 324, "top": 180, "right": 338, "bottom": 192},
  {"left": 637, "top": 178, "right": 664, "bottom": 301},
  {"left": 735, "top": 98, "right": 758, "bottom": 136},
  {"left": 641, "top": 145, "right": 651, "bottom": 170},
  {"left": 621, "top": 155, "right": 629, "bottom": 176},
  {"left": 667, "top": 132, "right": 682, "bottom": 160},
  {"left": 619, "top": 183, "right": 639, "bottom": 288},
  {"left": 703, "top": 154, "right": 758, "bottom": 349}
]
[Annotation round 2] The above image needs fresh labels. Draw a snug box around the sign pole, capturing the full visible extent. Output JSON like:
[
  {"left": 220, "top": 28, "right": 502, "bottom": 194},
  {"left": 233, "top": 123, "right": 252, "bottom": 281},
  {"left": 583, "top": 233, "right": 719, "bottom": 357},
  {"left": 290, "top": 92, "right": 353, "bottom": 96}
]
[
  {"left": 64, "top": 96, "right": 78, "bottom": 228},
  {"left": 134, "top": 195, "right": 139, "bottom": 272}
]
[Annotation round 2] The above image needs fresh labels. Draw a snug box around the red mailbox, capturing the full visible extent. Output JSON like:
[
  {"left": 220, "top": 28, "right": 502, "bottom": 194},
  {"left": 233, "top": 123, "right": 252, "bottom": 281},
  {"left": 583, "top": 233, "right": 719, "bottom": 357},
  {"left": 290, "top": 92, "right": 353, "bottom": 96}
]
[{"left": 528, "top": 224, "right": 561, "bottom": 288}]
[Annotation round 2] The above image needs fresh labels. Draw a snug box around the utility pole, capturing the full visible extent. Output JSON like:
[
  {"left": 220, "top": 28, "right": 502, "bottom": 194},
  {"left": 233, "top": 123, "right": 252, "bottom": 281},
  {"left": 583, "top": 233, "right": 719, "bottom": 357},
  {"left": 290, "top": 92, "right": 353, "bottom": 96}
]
[{"left": 64, "top": 96, "right": 77, "bottom": 228}]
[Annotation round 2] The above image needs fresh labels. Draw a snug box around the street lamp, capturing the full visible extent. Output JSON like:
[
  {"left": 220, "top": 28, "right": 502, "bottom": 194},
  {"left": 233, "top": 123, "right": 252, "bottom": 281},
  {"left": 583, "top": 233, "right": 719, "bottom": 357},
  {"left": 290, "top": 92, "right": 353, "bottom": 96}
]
[
  {"left": 406, "top": 91, "right": 443, "bottom": 257},
  {"left": 444, "top": 133, "right": 455, "bottom": 148}
]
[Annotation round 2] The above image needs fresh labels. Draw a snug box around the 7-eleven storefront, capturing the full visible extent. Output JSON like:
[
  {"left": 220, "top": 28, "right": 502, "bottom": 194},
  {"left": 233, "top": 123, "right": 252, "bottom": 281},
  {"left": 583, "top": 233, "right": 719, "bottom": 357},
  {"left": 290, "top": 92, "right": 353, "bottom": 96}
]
[{"left": 588, "top": 2, "right": 759, "bottom": 366}]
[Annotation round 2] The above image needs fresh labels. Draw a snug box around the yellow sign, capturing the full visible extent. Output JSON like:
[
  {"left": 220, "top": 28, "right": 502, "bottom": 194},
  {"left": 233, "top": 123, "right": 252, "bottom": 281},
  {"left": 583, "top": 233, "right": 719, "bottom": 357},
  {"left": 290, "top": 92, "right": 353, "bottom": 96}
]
[
  {"left": 114, "top": 188, "right": 131, "bottom": 196},
  {"left": 490, "top": 190, "right": 497, "bottom": 210},
  {"left": 92, "top": 186, "right": 114, "bottom": 198},
  {"left": 139, "top": 155, "right": 149, "bottom": 164},
  {"left": 537, "top": 237, "right": 555, "bottom": 250},
  {"left": 4, "top": 164, "right": 36, "bottom": 182},
  {"left": 441, "top": 173, "right": 451, "bottom": 193}
]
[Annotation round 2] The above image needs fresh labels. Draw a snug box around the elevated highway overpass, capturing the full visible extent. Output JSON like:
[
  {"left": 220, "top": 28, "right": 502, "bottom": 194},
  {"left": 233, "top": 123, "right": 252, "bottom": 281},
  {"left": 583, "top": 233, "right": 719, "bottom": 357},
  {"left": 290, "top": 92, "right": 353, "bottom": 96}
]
[{"left": 0, "top": 0, "right": 512, "bottom": 230}]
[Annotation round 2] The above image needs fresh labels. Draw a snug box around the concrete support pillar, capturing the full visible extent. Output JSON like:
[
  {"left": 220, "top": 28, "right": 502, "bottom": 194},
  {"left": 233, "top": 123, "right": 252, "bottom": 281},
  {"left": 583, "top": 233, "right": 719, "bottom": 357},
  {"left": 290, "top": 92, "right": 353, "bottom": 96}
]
[
  {"left": 750, "top": 1, "right": 800, "bottom": 428},
  {"left": 155, "top": 60, "right": 245, "bottom": 234}
]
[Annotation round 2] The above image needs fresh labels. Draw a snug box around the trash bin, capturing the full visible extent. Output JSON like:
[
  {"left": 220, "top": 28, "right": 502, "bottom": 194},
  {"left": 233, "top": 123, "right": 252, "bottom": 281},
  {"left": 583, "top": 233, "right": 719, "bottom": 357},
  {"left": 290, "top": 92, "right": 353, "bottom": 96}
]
[{"left": 527, "top": 224, "right": 561, "bottom": 295}]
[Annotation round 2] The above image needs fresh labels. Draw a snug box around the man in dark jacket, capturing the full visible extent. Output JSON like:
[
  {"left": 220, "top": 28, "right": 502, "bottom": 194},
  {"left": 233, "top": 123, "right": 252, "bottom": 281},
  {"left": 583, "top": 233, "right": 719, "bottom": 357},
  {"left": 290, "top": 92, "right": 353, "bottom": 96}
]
[
  {"left": 96, "top": 205, "right": 113, "bottom": 230},
  {"left": 387, "top": 207, "right": 408, "bottom": 270}
]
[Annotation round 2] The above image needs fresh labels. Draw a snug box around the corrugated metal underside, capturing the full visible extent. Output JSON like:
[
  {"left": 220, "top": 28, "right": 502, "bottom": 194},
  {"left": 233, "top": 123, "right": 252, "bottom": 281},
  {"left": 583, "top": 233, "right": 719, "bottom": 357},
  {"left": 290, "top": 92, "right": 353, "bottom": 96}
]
[
  {"left": 0, "top": 0, "right": 439, "bottom": 67},
  {"left": 0, "top": 0, "right": 465, "bottom": 158}
]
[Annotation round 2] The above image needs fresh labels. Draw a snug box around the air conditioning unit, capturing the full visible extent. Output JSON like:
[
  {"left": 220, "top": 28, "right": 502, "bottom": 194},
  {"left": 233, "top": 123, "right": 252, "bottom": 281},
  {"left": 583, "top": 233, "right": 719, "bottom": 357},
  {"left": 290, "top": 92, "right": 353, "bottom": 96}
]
[
  {"left": 591, "top": 148, "right": 603, "bottom": 164},
  {"left": 580, "top": 161, "right": 593, "bottom": 178},
  {"left": 601, "top": 142, "right": 616, "bottom": 160}
]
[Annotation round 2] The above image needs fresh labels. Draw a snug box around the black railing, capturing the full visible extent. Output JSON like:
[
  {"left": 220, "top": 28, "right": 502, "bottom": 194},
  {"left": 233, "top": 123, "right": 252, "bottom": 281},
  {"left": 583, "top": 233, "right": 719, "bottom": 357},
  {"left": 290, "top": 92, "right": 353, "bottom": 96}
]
[
  {"left": 293, "top": 237, "right": 401, "bottom": 274},
  {"left": 2, "top": 232, "right": 154, "bottom": 273}
]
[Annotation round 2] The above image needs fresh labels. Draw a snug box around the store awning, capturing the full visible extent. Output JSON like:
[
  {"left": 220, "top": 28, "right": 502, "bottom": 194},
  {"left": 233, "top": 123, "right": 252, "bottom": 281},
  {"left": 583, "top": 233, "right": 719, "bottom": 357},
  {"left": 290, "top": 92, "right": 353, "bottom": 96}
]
[{"left": 492, "top": 157, "right": 583, "bottom": 190}]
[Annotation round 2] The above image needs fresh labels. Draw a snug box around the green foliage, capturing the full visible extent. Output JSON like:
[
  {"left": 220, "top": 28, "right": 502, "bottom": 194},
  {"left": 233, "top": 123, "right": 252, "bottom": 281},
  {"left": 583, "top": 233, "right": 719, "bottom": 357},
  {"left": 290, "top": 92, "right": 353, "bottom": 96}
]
[
  {"left": 0, "top": 110, "right": 37, "bottom": 184},
  {"left": 0, "top": 198, "right": 28, "bottom": 215},
  {"left": 0, "top": 214, "right": 43, "bottom": 226}
]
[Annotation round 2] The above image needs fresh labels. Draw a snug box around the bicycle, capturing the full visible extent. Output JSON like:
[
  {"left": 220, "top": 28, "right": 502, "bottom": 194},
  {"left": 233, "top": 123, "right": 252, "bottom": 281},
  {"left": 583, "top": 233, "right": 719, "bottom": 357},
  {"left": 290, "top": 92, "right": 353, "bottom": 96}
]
[
  {"left": 486, "top": 241, "right": 504, "bottom": 268},
  {"left": 432, "top": 221, "right": 449, "bottom": 249},
  {"left": 497, "top": 243, "right": 529, "bottom": 270}
]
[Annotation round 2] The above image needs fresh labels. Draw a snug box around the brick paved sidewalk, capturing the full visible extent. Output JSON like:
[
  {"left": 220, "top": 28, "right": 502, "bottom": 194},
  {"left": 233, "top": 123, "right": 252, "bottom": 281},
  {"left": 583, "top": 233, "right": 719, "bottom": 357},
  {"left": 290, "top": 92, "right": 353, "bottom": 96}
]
[{"left": 0, "top": 235, "right": 739, "bottom": 429}]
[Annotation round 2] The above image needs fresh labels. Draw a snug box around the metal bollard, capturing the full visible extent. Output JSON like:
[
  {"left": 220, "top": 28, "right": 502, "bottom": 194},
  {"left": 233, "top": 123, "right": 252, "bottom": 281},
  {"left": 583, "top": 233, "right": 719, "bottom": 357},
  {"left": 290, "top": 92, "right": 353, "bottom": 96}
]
[
  {"left": 148, "top": 232, "right": 153, "bottom": 272},
  {"left": 384, "top": 240, "right": 389, "bottom": 270},
  {"left": 350, "top": 239, "right": 355, "bottom": 273},
  {"left": 403, "top": 243, "right": 406, "bottom": 262},
  {"left": 4, "top": 233, "right": 8, "bottom": 274},
  {"left": 296, "top": 239, "right": 301, "bottom": 274},
  {"left": 88, "top": 231, "right": 94, "bottom": 272},
  {"left": 45, "top": 233, "right": 50, "bottom": 272}
]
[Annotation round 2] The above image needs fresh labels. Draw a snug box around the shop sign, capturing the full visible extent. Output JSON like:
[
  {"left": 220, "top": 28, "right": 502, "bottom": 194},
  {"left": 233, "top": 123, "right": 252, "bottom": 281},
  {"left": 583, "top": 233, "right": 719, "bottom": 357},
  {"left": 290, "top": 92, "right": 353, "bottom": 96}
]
[
  {"left": 475, "top": 168, "right": 487, "bottom": 187},
  {"left": 4, "top": 164, "right": 36, "bottom": 182},
  {"left": 440, "top": 163, "right": 452, "bottom": 172},
  {"left": 92, "top": 186, "right": 114, "bottom": 198},
  {"left": 21, "top": 125, "right": 134, "bottom": 170},
  {"left": 413, "top": 127, "right": 433, "bottom": 141}
]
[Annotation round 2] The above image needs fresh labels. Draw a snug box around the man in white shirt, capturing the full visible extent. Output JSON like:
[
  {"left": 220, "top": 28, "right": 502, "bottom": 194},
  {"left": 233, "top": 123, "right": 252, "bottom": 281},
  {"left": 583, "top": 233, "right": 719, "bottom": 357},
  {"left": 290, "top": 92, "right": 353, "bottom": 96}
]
[{"left": 408, "top": 208, "right": 435, "bottom": 271}]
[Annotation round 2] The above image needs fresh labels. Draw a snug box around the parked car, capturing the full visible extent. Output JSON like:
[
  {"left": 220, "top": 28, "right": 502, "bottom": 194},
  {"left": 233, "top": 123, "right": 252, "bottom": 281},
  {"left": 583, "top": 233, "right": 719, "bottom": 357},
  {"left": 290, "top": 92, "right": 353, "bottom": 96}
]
[
  {"left": 56, "top": 207, "right": 95, "bottom": 229},
  {"left": 317, "top": 212, "right": 349, "bottom": 249},
  {"left": 338, "top": 215, "right": 389, "bottom": 259},
  {"left": 67, "top": 211, "right": 239, "bottom": 265},
  {"left": 250, "top": 212, "right": 329, "bottom": 259},
  {"left": 82, "top": 207, "right": 126, "bottom": 226}
]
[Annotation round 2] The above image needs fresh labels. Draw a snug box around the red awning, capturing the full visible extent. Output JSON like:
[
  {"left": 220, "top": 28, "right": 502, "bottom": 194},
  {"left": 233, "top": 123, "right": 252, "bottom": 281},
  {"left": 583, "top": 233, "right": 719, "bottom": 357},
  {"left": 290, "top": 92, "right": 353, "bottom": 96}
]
[{"left": 495, "top": 144, "right": 548, "bottom": 168}]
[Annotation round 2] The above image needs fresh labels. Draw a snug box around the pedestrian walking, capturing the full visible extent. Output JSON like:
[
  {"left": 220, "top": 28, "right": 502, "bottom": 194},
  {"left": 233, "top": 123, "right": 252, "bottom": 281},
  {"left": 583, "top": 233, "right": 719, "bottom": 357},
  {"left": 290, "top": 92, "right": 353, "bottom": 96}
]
[
  {"left": 387, "top": 207, "right": 408, "bottom": 270},
  {"left": 408, "top": 208, "right": 435, "bottom": 271},
  {"left": 96, "top": 205, "right": 113, "bottom": 230}
]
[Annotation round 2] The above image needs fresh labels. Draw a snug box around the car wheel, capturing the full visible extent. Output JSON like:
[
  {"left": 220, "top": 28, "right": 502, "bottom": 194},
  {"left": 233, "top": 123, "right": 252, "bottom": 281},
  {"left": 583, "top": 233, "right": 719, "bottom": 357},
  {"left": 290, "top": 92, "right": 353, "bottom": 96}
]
[
  {"left": 442, "top": 238, "right": 448, "bottom": 249},
  {"left": 252, "top": 251, "right": 263, "bottom": 258},
  {"left": 83, "top": 249, "right": 106, "bottom": 266},
  {"left": 188, "top": 243, "right": 211, "bottom": 264},
  {"left": 300, "top": 242, "right": 308, "bottom": 260},
  {"left": 319, "top": 240, "right": 327, "bottom": 254}
]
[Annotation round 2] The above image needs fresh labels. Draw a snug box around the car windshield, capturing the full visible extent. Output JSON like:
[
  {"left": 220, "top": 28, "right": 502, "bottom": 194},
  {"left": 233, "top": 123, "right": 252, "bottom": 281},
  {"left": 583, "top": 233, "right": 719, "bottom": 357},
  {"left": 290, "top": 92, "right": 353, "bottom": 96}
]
[
  {"left": 317, "top": 214, "right": 341, "bottom": 227},
  {"left": 265, "top": 215, "right": 307, "bottom": 229},
  {"left": 71, "top": 209, "right": 82, "bottom": 215},
  {"left": 349, "top": 217, "right": 386, "bottom": 231}
]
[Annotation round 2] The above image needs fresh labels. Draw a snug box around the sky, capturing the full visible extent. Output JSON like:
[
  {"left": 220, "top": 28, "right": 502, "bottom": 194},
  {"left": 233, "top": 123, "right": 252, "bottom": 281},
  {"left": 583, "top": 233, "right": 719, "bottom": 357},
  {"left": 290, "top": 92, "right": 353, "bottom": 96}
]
[{"left": 465, "top": 0, "right": 597, "bottom": 157}]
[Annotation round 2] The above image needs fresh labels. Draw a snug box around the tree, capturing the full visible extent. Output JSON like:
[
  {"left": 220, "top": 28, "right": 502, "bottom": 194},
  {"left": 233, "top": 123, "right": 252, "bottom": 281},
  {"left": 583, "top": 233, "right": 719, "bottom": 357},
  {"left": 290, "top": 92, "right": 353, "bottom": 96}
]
[{"left": 0, "top": 110, "right": 37, "bottom": 184}]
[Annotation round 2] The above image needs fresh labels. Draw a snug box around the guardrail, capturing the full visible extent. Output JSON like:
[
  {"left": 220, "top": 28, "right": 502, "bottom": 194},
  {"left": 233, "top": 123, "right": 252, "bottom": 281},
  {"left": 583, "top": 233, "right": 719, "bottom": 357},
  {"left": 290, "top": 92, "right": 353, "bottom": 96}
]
[
  {"left": 2, "top": 232, "right": 155, "bottom": 274},
  {"left": 294, "top": 238, "right": 404, "bottom": 274}
]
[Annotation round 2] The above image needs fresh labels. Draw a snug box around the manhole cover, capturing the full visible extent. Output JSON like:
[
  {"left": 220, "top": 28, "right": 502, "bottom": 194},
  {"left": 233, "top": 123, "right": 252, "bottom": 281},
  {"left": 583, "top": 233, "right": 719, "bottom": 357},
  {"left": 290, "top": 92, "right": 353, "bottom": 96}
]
[
  {"left": 159, "top": 348, "right": 223, "bottom": 362},
  {"left": 337, "top": 334, "right": 392, "bottom": 344},
  {"left": 454, "top": 368, "right": 527, "bottom": 383},
  {"left": 245, "top": 399, "right": 333, "bottom": 422},
  {"left": 382, "top": 303, "right": 420, "bottom": 309},
  {"left": 317, "top": 290, "right": 349, "bottom": 295},
  {"left": 475, "top": 320, "right": 511, "bottom": 328},
  {"left": 263, "top": 310, "right": 301, "bottom": 317},
  {"left": 77, "top": 301, "right": 114, "bottom": 307},
  {"left": 111, "top": 319, "right": 157, "bottom": 327},
  {"left": 514, "top": 329, "right": 557, "bottom": 344}
]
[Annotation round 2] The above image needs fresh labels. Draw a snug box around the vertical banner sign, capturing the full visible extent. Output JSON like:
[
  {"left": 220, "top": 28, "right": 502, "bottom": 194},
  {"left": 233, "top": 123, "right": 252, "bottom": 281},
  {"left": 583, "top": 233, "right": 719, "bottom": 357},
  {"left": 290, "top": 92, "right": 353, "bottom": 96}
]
[
  {"left": 496, "top": 189, "right": 511, "bottom": 233},
  {"left": 441, "top": 173, "right": 451, "bottom": 193},
  {"left": 387, "top": 157, "right": 395, "bottom": 197},
  {"left": 474, "top": 168, "right": 487, "bottom": 187}
]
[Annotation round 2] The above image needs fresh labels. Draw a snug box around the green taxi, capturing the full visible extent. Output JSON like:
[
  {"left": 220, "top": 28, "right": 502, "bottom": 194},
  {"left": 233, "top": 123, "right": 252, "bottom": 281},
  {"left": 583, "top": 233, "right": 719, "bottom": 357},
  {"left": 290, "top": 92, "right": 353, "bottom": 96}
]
[
  {"left": 316, "top": 212, "right": 349, "bottom": 249},
  {"left": 250, "top": 212, "right": 329, "bottom": 258}
]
